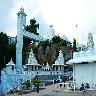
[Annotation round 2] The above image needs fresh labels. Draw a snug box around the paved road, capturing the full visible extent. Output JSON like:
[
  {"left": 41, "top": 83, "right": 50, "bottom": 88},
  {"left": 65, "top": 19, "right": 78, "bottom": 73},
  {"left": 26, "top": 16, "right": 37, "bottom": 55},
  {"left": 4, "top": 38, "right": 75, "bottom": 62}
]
[{"left": 5, "top": 84, "right": 96, "bottom": 96}]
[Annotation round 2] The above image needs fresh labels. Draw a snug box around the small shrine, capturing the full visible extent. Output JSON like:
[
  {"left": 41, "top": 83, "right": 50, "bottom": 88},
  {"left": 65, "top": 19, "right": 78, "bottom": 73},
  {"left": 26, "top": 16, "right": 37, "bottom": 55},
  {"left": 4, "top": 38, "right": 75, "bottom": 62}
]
[
  {"left": 52, "top": 50, "right": 64, "bottom": 73},
  {"left": 6, "top": 58, "right": 15, "bottom": 74},
  {"left": 26, "top": 49, "right": 41, "bottom": 71}
]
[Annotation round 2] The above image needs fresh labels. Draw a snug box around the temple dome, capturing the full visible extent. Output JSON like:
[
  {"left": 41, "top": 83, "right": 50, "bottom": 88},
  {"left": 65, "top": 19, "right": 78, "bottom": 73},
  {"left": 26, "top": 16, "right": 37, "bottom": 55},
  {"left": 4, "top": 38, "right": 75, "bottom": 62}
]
[{"left": 6, "top": 58, "right": 15, "bottom": 66}]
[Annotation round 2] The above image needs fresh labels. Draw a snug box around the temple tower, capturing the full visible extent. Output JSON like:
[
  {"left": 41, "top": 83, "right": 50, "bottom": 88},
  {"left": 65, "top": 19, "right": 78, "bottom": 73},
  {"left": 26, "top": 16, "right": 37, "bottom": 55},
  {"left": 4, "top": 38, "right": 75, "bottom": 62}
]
[
  {"left": 44, "top": 25, "right": 55, "bottom": 40},
  {"left": 87, "top": 32, "right": 94, "bottom": 49},
  {"left": 16, "top": 7, "right": 26, "bottom": 70}
]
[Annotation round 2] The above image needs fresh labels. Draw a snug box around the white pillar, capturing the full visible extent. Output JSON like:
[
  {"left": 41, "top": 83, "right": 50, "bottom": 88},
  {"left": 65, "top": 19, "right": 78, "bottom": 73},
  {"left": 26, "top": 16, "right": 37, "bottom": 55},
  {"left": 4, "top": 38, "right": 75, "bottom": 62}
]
[
  {"left": 73, "top": 64, "right": 75, "bottom": 91},
  {"left": 16, "top": 7, "right": 26, "bottom": 71},
  {"left": 33, "top": 66, "right": 35, "bottom": 71},
  {"left": 37, "top": 66, "right": 38, "bottom": 71},
  {"left": 58, "top": 66, "right": 60, "bottom": 71},
  {"left": 55, "top": 66, "right": 56, "bottom": 71},
  {"left": 91, "top": 63, "right": 93, "bottom": 89}
]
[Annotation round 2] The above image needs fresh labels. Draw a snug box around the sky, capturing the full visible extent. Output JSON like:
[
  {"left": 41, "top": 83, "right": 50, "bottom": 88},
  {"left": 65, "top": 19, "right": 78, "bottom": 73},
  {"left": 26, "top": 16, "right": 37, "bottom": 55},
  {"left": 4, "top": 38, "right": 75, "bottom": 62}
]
[{"left": 0, "top": 0, "right": 96, "bottom": 46}]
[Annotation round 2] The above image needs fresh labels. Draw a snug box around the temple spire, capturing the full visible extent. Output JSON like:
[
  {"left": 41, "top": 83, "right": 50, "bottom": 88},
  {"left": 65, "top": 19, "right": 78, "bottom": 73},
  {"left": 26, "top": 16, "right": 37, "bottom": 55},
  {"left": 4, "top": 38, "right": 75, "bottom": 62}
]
[
  {"left": 87, "top": 32, "right": 94, "bottom": 49},
  {"left": 28, "top": 48, "right": 38, "bottom": 64},
  {"left": 44, "top": 25, "right": 55, "bottom": 40}
]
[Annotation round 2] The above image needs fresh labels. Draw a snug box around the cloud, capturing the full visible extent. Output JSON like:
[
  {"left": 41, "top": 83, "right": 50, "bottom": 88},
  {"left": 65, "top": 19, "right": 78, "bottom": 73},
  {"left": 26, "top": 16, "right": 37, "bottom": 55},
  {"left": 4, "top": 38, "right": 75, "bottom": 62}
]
[
  {"left": 0, "top": 0, "right": 96, "bottom": 46},
  {"left": 0, "top": 0, "right": 43, "bottom": 36},
  {"left": 0, "top": 0, "right": 15, "bottom": 34}
]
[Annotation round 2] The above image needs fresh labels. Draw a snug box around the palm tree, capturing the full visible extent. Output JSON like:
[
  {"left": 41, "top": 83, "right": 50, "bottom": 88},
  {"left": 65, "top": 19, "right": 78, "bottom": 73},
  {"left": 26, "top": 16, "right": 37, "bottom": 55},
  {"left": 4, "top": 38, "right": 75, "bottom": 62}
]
[{"left": 32, "top": 79, "right": 40, "bottom": 92}]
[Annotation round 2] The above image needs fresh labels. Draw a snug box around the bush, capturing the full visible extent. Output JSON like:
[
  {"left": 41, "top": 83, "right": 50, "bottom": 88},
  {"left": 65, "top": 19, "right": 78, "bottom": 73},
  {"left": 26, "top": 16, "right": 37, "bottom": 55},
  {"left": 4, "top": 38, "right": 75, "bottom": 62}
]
[
  {"left": 22, "top": 80, "right": 31, "bottom": 89},
  {"left": 32, "top": 79, "right": 40, "bottom": 86}
]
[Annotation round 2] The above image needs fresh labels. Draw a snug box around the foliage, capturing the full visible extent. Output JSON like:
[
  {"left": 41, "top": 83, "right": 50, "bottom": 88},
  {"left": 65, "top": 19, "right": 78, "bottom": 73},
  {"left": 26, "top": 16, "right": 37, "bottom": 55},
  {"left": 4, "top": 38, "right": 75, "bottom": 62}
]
[
  {"left": 0, "top": 32, "right": 16, "bottom": 73},
  {"left": 23, "top": 18, "right": 39, "bottom": 64},
  {"left": 25, "top": 18, "right": 39, "bottom": 35},
  {"left": 23, "top": 37, "right": 31, "bottom": 64},
  {"left": 23, "top": 37, "right": 31, "bottom": 49},
  {"left": 22, "top": 80, "right": 31, "bottom": 89},
  {"left": 73, "top": 38, "right": 77, "bottom": 51},
  {"left": 0, "top": 32, "right": 9, "bottom": 70},
  {"left": 60, "top": 40, "right": 67, "bottom": 46},
  {"left": 8, "top": 43, "right": 16, "bottom": 63},
  {"left": 32, "top": 79, "right": 40, "bottom": 86},
  {"left": 52, "top": 36, "right": 62, "bottom": 44},
  {"left": 39, "top": 39, "right": 51, "bottom": 56}
]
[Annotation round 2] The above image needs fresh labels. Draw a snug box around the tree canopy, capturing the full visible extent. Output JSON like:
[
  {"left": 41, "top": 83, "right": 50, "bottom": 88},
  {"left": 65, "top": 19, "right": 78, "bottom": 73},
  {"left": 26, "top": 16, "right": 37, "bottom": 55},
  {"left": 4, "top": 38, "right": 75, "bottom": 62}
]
[
  {"left": 25, "top": 18, "right": 39, "bottom": 35},
  {"left": 52, "top": 36, "right": 62, "bottom": 44},
  {"left": 0, "top": 32, "right": 16, "bottom": 72},
  {"left": 73, "top": 38, "right": 77, "bottom": 51}
]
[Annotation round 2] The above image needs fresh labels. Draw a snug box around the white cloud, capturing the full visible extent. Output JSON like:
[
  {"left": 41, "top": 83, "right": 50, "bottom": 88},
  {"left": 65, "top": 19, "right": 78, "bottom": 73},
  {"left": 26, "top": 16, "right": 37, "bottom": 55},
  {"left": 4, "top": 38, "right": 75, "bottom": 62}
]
[{"left": 1, "top": 0, "right": 96, "bottom": 46}]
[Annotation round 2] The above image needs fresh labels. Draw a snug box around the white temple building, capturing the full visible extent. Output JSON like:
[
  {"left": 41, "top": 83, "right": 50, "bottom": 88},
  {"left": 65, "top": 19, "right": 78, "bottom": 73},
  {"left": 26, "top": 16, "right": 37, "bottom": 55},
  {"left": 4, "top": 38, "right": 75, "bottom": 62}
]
[
  {"left": 44, "top": 25, "right": 55, "bottom": 40},
  {"left": 67, "top": 32, "right": 96, "bottom": 89}
]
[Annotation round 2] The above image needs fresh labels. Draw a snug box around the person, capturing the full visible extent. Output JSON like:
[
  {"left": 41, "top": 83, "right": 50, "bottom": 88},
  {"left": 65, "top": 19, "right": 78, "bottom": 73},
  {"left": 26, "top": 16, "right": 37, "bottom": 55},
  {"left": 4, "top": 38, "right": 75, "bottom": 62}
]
[
  {"left": 64, "top": 81, "right": 65, "bottom": 87},
  {"left": 37, "top": 85, "right": 39, "bottom": 93},
  {"left": 80, "top": 82, "right": 85, "bottom": 92}
]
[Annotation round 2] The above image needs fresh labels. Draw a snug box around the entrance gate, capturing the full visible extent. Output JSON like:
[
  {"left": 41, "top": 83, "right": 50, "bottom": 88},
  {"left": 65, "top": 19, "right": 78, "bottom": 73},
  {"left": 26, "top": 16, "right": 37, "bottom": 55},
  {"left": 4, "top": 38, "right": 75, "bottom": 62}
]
[{"left": 16, "top": 7, "right": 43, "bottom": 72}]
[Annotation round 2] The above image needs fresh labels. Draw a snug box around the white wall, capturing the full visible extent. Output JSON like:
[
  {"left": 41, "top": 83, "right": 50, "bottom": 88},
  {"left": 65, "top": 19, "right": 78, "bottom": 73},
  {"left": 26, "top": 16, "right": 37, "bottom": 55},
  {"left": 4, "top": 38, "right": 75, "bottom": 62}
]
[
  {"left": 93, "top": 63, "right": 96, "bottom": 87},
  {"left": 74, "top": 62, "right": 96, "bottom": 88}
]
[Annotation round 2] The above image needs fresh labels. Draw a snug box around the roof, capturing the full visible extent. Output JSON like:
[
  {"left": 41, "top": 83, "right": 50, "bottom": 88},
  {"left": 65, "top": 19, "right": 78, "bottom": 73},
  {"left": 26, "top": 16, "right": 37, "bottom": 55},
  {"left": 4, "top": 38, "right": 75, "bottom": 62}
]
[
  {"left": 52, "top": 63, "right": 64, "bottom": 66},
  {"left": 76, "top": 44, "right": 87, "bottom": 48},
  {"left": 26, "top": 63, "right": 41, "bottom": 66},
  {"left": 66, "top": 48, "right": 96, "bottom": 64},
  {"left": 6, "top": 58, "right": 15, "bottom": 66}
]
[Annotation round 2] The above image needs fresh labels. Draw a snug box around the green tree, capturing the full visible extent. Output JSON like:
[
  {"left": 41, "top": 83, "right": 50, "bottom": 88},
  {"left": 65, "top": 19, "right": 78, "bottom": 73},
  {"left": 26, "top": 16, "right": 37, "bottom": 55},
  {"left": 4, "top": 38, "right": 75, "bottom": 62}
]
[
  {"left": 9, "top": 43, "right": 16, "bottom": 63},
  {"left": 32, "top": 79, "right": 40, "bottom": 93},
  {"left": 22, "top": 80, "right": 31, "bottom": 89},
  {"left": 73, "top": 38, "right": 77, "bottom": 51},
  {"left": 22, "top": 37, "right": 31, "bottom": 64},
  {"left": 52, "top": 36, "right": 62, "bottom": 44},
  {"left": 0, "top": 32, "right": 9, "bottom": 70},
  {"left": 25, "top": 18, "right": 39, "bottom": 35},
  {"left": 0, "top": 32, "right": 16, "bottom": 75},
  {"left": 23, "top": 18, "right": 39, "bottom": 64}
]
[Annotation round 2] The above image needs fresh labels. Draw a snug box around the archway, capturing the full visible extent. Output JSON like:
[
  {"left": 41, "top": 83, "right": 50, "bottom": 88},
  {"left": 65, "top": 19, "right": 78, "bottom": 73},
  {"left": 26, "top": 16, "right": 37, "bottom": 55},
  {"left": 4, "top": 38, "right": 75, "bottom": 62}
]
[{"left": 16, "top": 7, "right": 43, "bottom": 72}]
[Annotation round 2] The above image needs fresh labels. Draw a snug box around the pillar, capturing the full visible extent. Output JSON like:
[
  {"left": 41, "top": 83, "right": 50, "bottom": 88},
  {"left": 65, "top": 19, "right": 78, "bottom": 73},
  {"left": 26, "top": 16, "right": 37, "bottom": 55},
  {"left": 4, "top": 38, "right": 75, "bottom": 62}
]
[
  {"left": 16, "top": 7, "right": 26, "bottom": 71},
  {"left": 55, "top": 66, "right": 56, "bottom": 71}
]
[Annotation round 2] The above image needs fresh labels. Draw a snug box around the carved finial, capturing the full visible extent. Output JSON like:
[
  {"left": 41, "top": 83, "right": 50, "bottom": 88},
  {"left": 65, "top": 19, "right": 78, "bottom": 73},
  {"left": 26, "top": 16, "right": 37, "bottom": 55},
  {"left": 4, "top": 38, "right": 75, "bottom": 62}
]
[
  {"left": 58, "top": 50, "right": 63, "bottom": 58},
  {"left": 10, "top": 58, "right": 13, "bottom": 62},
  {"left": 30, "top": 48, "right": 33, "bottom": 52},
  {"left": 49, "top": 25, "right": 53, "bottom": 27},
  {"left": 20, "top": 7, "right": 24, "bottom": 12},
  {"left": 6, "top": 58, "right": 15, "bottom": 66},
  {"left": 87, "top": 32, "right": 94, "bottom": 49},
  {"left": 17, "top": 6, "right": 26, "bottom": 15}
]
